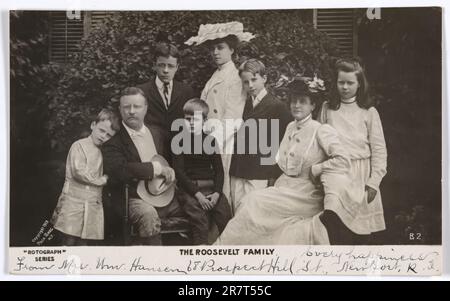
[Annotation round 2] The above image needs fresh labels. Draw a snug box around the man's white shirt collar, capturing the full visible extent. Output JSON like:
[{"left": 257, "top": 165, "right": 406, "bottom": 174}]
[
  {"left": 155, "top": 76, "right": 172, "bottom": 90},
  {"left": 122, "top": 121, "right": 162, "bottom": 175},
  {"left": 122, "top": 121, "right": 147, "bottom": 138}
]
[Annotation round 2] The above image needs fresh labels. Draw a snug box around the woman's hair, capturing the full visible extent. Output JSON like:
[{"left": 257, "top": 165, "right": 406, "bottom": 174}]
[
  {"left": 329, "top": 57, "right": 372, "bottom": 110},
  {"left": 95, "top": 108, "right": 121, "bottom": 132},
  {"left": 238, "top": 58, "right": 266, "bottom": 77},
  {"left": 183, "top": 98, "right": 209, "bottom": 119},
  {"left": 206, "top": 34, "right": 239, "bottom": 52}
]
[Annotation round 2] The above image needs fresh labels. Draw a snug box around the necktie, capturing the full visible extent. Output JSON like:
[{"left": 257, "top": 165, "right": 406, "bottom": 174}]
[
  {"left": 252, "top": 96, "right": 258, "bottom": 108},
  {"left": 163, "top": 83, "right": 170, "bottom": 109}
]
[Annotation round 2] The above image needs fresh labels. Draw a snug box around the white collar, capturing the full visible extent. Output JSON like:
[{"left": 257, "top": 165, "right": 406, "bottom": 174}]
[
  {"left": 155, "top": 76, "right": 173, "bottom": 90},
  {"left": 341, "top": 96, "right": 357, "bottom": 104},
  {"left": 217, "top": 60, "right": 236, "bottom": 72},
  {"left": 295, "top": 114, "right": 312, "bottom": 129},
  {"left": 122, "top": 121, "right": 147, "bottom": 137},
  {"left": 252, "top": 88, "right": 267, "bottom": 103}
]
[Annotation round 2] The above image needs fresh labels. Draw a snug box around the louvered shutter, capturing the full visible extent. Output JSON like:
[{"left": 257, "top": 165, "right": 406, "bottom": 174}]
[
  {"left": 84, "top": 11, "right": 113, "bottom": 35},
  {"left": 91, "top": 11, "right": 111, "bottom": 28},
  {"left": 49, "top": 11, "right": 84, "bottom": 63},
  {"left": 315, "top": 9, "right": 357, "bottom": 57},
  {"left": 49, "top": 11, "right": 113, "bottom": 63}
]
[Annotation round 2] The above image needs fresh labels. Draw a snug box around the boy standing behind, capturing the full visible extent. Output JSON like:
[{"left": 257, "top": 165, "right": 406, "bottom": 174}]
[
  {"left": 137, "top": 42, "right": 195, "bottom": 136},
  {"left": 229, "top": 59, "right": 292, "bottom": 213}
]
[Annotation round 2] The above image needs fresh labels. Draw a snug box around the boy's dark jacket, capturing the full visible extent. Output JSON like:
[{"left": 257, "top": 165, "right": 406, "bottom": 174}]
[
  {"left": 229, "top": 92, "right": 292, "bottom": 180},
  {"left": 172, "top": 132, "right": 224, "bottom": 196}
]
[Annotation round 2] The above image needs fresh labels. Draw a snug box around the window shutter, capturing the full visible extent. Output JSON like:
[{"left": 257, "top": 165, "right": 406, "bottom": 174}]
[
  {"left": 49, "top": 11, "right": 113, "bottom": 63},
  {"left": 49, "top": 11, "right": 84, "bottom": 63},
  {"left": 315, "top": 9, "right": 357, "bottom": 57},
  {"left": 84, "top": 11, "right": 113, "bottom": 35},
  {"left": 90, "top": 11, "right": 111, "bottom": 28}
]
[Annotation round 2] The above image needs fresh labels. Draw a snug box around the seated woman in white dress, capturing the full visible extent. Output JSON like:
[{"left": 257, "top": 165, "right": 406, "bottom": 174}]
[{"left": 214, "top": 78, "right": 351, "bottom": 245}]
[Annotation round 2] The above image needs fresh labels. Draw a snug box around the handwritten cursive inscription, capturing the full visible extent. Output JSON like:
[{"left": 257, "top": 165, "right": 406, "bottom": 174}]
[{"left": 11, "top": 246, "right": 441, "bottom": 276}]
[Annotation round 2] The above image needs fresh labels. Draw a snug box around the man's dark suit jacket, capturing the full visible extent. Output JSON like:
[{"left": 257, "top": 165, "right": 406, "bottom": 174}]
[
  {"left": 137, "top": 78, "right": 196, "bottom": 133},
  {"left": 101, "top": 123, "right": 169, "bottom": 244}
]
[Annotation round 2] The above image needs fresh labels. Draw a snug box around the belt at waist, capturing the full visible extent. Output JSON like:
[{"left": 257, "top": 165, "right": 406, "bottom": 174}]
[{"left": 63, "top": 179, "right": 102, "bottom": 197}]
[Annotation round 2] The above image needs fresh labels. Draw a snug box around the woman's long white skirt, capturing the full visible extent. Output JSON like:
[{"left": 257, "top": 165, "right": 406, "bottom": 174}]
[{"left": 215, "top": 179, "right": 329, "bottom": 245}]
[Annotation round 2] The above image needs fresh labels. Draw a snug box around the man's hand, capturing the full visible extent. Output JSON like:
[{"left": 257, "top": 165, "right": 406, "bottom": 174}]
[
  {"left": 195, "top": 192, "right": 213, "bottom": 211},
  {"left": 206, "top": 192, "right": 220, "bottom": 208},
  {"left": 365, "top": 185, "right": 377, "bottom": 203},
  {"left": 160, "top": 166, "right": 175, "bottom": 183}
]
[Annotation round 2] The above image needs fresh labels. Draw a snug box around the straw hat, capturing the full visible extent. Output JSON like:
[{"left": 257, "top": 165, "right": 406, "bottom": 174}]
[
  {"left": 185, "top": 21, "right": 255, "bottom": 46},
  {"left": 137, "top": 155, "right": 175, "bottom": 208}
]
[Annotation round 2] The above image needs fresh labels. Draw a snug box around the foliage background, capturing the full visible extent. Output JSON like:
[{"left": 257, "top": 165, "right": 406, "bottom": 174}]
[
  {"left": 44, "top": 10, "right": 339, "bottom": 152},
  {"left": 356, "top": 8, "right": 441, "bottom": 244},
  {"left": 10, "top": 8, "right": 441, "bottom": 246}
]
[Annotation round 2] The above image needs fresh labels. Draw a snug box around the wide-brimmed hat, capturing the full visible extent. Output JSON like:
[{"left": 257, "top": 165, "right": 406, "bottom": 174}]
[
  {"left": 137, "top": 154, "right": 175, "bottom": 208},
  {"left": 274, "top": 74, "right": 325, "bottom": 98},
  {"left": 185, "top": 21, "right": 255, "bottom": 46}
]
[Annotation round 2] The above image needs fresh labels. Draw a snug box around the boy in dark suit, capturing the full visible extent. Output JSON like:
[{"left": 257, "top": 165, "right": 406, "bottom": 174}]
[
  {"left": 172, "top": 98, "right": 232, "bottom": 244},
  {"left": 229, "top": 59, "right": 292, "bottom": 214},
  {"left": 137, "top": 42, "right": 196, "bottom": 136}
]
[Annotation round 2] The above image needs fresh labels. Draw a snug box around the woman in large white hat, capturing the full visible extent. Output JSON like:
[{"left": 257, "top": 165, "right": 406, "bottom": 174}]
[{"left": 185, "top": 22, "right": 255, "bottom": 204}]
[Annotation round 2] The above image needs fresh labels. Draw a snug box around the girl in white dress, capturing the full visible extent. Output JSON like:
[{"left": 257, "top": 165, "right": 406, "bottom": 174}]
[
  {"left": 214, "top": 79, "right": 351, "bottom": 245},
  {"left": 318, "top": 58, "right": 388, "bottom": 244}
]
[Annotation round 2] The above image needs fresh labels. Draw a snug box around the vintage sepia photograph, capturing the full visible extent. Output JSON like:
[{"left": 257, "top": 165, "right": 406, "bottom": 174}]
[{"left": 8, "top": 6, "right": 443, "bottom": 275}]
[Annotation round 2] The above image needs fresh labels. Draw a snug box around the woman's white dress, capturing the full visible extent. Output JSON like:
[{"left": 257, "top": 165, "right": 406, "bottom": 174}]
[
  {"left": 215, "top": 116, "right": 351, "bottom": 245},
  {"left": 201, "top": 60, "right": 246, "bottom": 201}
]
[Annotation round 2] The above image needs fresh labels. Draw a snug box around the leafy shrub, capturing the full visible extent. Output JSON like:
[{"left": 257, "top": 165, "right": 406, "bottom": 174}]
[
  {"left": 10, "top": 11, "right": 61, "bottom": 162},
  {"left": 45, "top": 10, "right": 340, "bottom": 151}
]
